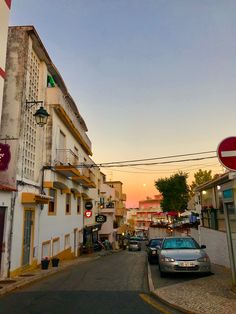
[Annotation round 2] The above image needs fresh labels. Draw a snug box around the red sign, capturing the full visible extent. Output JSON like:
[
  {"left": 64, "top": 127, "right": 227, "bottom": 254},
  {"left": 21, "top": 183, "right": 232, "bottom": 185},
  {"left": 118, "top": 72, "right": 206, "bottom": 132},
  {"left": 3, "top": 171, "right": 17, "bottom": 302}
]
[
  {"left": 84, "top": 210, "right": 92, "bottom": 218},
  {"left": 0, "top": 143, "right": 11, "bottom": 171},
  {"left": 217, "top": 137, "right": 236, "bottom": 171}
]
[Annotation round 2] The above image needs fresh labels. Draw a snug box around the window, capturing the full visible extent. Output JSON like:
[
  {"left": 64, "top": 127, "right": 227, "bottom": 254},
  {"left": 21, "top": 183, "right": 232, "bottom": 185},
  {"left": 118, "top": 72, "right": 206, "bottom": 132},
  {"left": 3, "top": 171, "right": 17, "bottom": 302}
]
[
  {"left": 77, "top": 197, "right": 81, "bottom": 214},
  {"left": 65, "top": 234, "right": 70, "bottom": 249},
  {"left": 52, "top": 238, "right": 60, "bottom": 256},
  {"left": 48, "top": 189, "right": 56, "bottom": 214},
  {"left": 66, "top": 194, "right": 71, "bottom": 214}
]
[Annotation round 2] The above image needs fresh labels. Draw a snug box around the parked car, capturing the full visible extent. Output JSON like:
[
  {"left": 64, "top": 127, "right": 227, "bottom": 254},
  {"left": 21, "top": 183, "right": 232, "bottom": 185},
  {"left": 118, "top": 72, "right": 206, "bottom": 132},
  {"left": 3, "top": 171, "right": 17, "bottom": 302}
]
[
  {"left": 158, "top": 236, "right": 211, "bottom": 277},
  {"left": 146, "top": 238, "right": 163, "bottom": 264},
  {"left": 128, "top": 240, "right": 141, "bottom": 251}
]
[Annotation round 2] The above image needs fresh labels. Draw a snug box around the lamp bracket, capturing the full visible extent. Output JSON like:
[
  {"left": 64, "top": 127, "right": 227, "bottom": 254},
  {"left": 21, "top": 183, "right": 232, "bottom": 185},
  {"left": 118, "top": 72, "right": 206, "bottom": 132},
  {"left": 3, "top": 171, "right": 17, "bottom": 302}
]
[{"left": 26, "top": 100, "right": 44, "bottom": 109}]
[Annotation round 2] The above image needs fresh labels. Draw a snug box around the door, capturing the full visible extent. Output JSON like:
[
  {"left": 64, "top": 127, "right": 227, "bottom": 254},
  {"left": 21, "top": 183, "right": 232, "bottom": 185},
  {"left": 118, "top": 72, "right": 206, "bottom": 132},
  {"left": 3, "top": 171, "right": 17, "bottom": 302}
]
[
  {"left": 0, "top": 207, "right": 6, "bottom": 269},
  {"left": 22, "top": 210, "right": 33, "bottom": 266}
]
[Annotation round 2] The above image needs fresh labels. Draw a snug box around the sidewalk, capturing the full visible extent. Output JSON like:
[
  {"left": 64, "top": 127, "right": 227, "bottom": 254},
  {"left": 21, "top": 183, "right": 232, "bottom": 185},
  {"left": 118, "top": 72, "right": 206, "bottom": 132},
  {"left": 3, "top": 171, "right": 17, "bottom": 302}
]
[
  {"left": 149, "top": 264, "right": 236, "bottom": 314},
  {"left": 0, "top": 250, "right": 115, "bottom": 296}
]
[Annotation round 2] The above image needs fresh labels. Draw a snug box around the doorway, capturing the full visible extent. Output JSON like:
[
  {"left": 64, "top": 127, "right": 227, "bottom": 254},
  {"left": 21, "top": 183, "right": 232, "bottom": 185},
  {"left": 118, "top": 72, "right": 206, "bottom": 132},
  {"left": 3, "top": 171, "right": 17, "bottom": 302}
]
[
  {"left": 0, "top": 207, "right": 6, "bottom": 270},
  {"left": 22, "top": 209, "right": 34, "bottom": 266}
]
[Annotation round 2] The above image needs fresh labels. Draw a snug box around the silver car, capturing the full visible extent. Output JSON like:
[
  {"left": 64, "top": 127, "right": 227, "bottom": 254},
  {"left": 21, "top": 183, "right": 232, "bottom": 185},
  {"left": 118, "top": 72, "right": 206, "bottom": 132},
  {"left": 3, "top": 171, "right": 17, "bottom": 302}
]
[
  {"left": 159, "top": 236, "right": 211, "bottom": 277},
  {"left": 128, "top": 240, "right": 141, "bottom": 251}
]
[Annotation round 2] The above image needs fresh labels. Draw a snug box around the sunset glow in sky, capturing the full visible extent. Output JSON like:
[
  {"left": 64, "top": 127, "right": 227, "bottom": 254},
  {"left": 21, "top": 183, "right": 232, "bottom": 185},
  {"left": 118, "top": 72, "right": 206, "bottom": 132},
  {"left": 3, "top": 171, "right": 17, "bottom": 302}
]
[{"left": 10, "top": 1, "right": 236, "bottom": 207}]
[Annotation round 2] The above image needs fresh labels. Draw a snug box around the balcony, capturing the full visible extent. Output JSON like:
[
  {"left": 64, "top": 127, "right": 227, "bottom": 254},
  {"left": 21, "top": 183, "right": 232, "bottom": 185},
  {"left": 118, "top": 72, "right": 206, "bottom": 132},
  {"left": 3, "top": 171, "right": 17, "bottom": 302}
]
[
  {"left": 72, "top": 164, "right": 96, "bottom": 188},
  {"left": 53, "top": 149, "right": 80, "bottom": 178},
  {"left": 46, "top": 87, "right": 92, "bottom": 155},
  {"left": 99, "top": 202, "right": 115, "bottom": 214}
]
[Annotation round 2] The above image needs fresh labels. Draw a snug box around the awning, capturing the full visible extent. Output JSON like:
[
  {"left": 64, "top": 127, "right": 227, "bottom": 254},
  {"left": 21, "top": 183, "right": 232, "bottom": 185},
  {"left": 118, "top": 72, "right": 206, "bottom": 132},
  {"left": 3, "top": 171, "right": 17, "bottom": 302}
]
[
  {"left": 0, "top": 184, "right": 17, "bottom": 192},
  {"left": 44, "top": 181, "right": 69, "bottom": 190},
  {"left": 71, "top": 188, "right": 81, "bottom": 197},
  {"left": 21, "top": 192, "right": 52, "bottom": 205},
  {"left": 81, "top": 192, "right": 91, "bottom": 200},
  {"left": 167, "top": 211, "right": 179, "bottom": 217}
]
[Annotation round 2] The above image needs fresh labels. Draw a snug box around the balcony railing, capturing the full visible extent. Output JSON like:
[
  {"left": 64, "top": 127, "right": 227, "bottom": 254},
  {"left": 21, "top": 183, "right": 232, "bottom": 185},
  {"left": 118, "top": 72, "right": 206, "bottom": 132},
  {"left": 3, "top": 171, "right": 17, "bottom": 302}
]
[
  {"left": 46, "top": 87, "right": 92, "bottom": 151},
  {"left": 55, "top": 149, "right": 79, "bottom": 165}
]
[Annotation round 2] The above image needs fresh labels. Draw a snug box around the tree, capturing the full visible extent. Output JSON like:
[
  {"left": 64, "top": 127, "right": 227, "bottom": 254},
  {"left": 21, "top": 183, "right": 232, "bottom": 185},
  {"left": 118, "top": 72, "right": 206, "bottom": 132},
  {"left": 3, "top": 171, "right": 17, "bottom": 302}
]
[
  {"left": 154, "top": 172, "right": 189, "bottom": 212},
  {"left": 190, "top": 169, "right": 213, "bottom": 196}
]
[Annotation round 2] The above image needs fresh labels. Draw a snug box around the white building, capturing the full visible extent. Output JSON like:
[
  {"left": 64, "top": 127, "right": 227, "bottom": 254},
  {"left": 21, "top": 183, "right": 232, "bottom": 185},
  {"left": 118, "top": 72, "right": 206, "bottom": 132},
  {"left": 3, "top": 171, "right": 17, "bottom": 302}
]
[
  {"left": 0, "top": 0, "right": 13, "bottom": 278},
  {"left": 0, "top": 25, "right": 97, "bottom": 277}
]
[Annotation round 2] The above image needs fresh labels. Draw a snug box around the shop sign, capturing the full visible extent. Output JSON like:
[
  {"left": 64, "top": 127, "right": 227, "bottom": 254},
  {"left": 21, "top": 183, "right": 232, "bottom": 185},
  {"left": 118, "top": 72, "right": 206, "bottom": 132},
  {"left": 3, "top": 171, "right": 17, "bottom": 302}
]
[
  {"left": 85, "top": 201, "right": 93, "bottom": 210},
  {"left": 95, "top": 214, "right": 107, "bottom": 223},
  {"left": 84, "top": 210, "right": 92, "bottom": 218},
  {"left": 0, "top": 143, "right": 11, "bottom": 171}
]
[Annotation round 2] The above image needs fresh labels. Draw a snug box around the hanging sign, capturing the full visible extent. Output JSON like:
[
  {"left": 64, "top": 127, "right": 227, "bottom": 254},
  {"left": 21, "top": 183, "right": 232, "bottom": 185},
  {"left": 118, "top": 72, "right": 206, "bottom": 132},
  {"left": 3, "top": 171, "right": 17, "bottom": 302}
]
[
  {"left": 95, "top": 215, "right": 107, "bottom": 223},
  {"left": 85, "top": 201, "right": 93, "bottom": 210},
  {"left": 0, "top": 143, "right": 11, "bottom": 171},
  {"left": 84, "top": 210, "right": 92, "bottom": 218}
]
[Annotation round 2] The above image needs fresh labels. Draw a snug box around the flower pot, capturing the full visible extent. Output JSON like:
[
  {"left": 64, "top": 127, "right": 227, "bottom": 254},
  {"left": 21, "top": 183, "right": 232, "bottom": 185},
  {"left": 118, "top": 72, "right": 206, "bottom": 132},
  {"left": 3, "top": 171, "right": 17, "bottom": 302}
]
[
  {"left": 41, "top": 259, "right": 50, "bottom": 270},
  {"left": 51, "top": 258, "right": 60, "bottom": 267}
]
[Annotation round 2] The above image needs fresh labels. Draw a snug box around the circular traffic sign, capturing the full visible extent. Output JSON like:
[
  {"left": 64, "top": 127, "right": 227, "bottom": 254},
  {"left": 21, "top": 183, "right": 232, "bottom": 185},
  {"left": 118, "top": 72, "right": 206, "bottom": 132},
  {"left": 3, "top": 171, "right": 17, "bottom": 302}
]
[
  {"left": 84, "top": 210, "right": 92, "bottom": 218},
  {"left": 85, "top": 201, "right": 93, "bottom": 210},
  {"left": 217, "top": 136, "right": 236, "bottom": 171}
]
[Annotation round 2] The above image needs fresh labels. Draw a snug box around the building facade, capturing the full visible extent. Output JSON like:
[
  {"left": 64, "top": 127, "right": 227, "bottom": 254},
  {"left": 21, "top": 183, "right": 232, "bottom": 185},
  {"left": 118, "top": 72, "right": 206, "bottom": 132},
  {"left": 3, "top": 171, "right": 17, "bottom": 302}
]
[
  {"left": 136, "top": 195, "right": 162, "bottom": 234},
  {"left": 0, "top": 26, "right": 96, "bottom": 277},
  {"left": 0, "top": 0, "right": 11, "bottom": 120}
]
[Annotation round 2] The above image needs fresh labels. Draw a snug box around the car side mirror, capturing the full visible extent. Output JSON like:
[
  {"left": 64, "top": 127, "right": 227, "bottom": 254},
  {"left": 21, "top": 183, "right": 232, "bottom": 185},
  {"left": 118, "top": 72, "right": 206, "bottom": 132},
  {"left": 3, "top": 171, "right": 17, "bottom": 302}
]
[{"left": 201, "top": 244, "right": 206, "bottom": 249}]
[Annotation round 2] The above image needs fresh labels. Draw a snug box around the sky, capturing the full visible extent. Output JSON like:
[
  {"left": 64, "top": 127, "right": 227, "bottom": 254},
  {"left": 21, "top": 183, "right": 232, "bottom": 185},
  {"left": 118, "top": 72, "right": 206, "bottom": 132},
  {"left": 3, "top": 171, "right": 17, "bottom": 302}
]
[{"left": 10, "top": 0, "right": 236, "bottom": 207}]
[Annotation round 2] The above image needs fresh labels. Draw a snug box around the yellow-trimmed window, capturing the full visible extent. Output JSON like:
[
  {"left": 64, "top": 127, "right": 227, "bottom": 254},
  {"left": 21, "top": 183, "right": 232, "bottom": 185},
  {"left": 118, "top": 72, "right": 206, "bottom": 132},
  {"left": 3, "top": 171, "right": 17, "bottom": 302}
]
[
  {"left": 65, "top": 193, "right": 71, "bottom": 214},
  {"left": 77, "top": 197, "right": 81, "bottom": 214},
  {"left": 48, "top": 189, "right": 57, "bottom": 215}
]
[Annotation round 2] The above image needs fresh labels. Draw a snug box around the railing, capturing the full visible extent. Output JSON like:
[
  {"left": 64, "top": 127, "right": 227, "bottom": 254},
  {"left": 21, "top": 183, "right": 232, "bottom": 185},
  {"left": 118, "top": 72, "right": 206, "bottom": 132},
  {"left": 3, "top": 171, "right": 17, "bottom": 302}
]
[
  {"left": 55, "top": 149, "right": 79, "bottom": 165},
  {"left": 46, "top": 87, "right": 91, "bottom": 150}
]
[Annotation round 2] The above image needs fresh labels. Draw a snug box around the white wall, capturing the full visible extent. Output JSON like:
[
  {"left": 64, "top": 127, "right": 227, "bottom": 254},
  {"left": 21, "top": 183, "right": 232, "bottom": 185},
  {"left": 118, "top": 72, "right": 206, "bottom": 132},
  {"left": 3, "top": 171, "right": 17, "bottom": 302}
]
[
  {"left": 190, "top": 227, "right": 230, "bottom": 268},
  {"left": 0, "top": 190, "right": 12, "bottom": 277}
]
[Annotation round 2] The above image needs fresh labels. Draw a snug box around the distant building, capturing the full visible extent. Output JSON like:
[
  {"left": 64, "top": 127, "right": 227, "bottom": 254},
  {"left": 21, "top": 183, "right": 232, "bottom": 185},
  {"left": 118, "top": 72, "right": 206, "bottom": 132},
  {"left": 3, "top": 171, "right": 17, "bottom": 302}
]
[{"left": 136, "top": 195, "right": 162, "bottom": 234}]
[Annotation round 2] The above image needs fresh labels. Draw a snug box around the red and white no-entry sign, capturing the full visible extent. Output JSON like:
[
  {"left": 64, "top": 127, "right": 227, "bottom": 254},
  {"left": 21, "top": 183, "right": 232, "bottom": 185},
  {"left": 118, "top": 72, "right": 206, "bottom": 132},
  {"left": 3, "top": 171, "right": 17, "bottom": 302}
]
[{"left": 217, "top": 137, "right": 236, "bottom": 171}]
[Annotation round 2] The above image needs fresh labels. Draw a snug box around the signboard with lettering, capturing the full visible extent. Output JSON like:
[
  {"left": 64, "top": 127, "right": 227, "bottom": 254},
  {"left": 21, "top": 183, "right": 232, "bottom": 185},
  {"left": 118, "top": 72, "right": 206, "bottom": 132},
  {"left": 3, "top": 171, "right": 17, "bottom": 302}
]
[
  {"left": 0, "top": 143, "right": 11, "bottom": 171},
  {"left": 85, "top": 201, "right": 93, "bottom": 210},
  {"left": 95, "top": 215, "right": 107, "bottom": 223}
]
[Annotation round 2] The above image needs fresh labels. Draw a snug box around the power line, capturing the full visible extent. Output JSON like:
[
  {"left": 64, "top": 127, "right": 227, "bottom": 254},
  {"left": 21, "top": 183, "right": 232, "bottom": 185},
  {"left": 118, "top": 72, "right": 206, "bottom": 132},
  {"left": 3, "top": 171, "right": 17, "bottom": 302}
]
[
  {"left": 99, "top": 155, "right": 217, "bottom": 168},
  {"left": 97, "top": 150, "right": 216, "bottom": 167}
]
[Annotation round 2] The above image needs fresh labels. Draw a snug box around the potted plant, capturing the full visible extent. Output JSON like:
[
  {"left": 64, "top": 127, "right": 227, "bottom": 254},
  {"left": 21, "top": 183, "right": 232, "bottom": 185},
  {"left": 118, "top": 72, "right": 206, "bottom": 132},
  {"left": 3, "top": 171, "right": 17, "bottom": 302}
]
[
  {"left": 51, "top": 257, "right": 60, "bottom": 267},
  {"left": 41, "top": 257, "right": 50, "bottom": 270}
]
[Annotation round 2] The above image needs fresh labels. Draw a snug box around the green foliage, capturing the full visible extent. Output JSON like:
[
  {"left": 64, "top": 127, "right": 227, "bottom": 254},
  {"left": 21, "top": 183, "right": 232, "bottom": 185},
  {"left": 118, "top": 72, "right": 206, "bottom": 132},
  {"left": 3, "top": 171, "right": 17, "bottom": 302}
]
[
  {"left": 190, "top": 169, "right": 213, "bottom": 196},
  {"left": 154, "top": 172, "right": 189, "bottom": 212}
]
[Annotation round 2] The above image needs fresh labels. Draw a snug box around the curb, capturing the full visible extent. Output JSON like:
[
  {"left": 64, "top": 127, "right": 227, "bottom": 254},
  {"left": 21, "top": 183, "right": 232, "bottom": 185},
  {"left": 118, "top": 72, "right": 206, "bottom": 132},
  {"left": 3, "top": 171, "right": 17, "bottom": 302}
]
[{"left": 147, "top": 262, "right": 197, "bottom": 314}]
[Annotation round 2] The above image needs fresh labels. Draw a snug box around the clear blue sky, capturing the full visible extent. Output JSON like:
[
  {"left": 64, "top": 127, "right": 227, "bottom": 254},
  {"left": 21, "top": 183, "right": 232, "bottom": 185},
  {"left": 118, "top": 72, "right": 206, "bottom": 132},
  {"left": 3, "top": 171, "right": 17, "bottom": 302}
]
[{"left": 10, "top": 0, "right": 236, "bottom": 207}]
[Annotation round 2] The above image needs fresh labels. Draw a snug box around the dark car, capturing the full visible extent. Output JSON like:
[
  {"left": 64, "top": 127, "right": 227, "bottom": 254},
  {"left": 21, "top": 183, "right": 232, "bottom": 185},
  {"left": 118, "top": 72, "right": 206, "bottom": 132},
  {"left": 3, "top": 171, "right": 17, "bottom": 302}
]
[{"left": 146, "top": 238, "right": 163, "bottom": 264}]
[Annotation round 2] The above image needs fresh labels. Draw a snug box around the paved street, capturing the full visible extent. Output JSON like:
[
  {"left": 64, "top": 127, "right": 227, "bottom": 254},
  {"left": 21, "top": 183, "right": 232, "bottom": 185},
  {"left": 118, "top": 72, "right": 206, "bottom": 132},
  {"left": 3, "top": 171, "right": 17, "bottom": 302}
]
[
  {"left": 150, "top": 261, "right": 213, "bottom": 289},
  {"left": 0, "top": 249, "right": 179, "bottom": 314}
]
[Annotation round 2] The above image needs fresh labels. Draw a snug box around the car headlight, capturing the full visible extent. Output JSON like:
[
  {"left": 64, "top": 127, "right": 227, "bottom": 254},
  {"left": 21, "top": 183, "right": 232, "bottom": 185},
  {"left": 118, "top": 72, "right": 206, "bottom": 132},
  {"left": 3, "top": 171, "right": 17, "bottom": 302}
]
[
  {"left": 161, "top": 256, "right": 175, "bottom": 262},
  {"left": 151, "top": 250, "right": 157, "bottom": 255},
  {"left": 197, "top": 256, "right": 209, "bottom": 262}
]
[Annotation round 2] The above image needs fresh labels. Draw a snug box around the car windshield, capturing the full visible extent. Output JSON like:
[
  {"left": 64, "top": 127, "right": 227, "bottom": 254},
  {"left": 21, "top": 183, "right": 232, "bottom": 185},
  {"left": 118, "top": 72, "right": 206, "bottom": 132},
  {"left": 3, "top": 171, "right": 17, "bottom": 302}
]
[
  {"left": 162, "top": 238, "right": 200, "bottom": 250},
  {"left": 150, "top": 239, "right": 163, "bottom": 247}
]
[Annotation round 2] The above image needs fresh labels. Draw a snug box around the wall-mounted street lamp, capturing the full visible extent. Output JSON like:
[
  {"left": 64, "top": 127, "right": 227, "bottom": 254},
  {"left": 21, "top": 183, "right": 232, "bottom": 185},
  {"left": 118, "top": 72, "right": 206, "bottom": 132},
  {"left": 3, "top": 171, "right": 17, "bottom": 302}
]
[{"left": 26, "top": 100, "right": 49, "bottom": 127}]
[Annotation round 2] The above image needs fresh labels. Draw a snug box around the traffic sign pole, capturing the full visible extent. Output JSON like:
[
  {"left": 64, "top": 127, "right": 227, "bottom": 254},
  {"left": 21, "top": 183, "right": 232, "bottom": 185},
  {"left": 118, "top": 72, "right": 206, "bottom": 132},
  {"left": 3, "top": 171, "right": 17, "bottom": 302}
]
[{"left": 217, "top": 137, "right": 236, "bottom": 285}]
